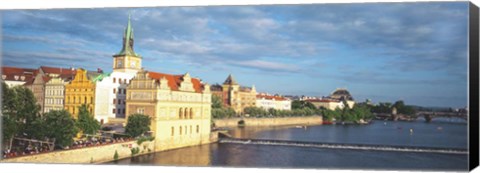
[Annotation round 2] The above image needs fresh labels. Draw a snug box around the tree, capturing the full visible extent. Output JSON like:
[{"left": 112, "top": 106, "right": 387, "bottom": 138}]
[
  {"left": 125, "top": 114, "right": 151, "bottom": 137},
  {"left": 1, "top": 116, "right": 18, "bottom": 149},
  {"left": 1, "top": 83, "right": 42, "bottom": 140},
  {"left": 393, "top": 100, "right": 416, "bottom": 116},
  {"left": 211, "top": 95, "right": 223, "bottom": 109},
  {"left": 292, "top": 100, "right": 316, "bottom": 110},
  {"left": 75, "top": 104, "right": 101, "bottom": 135},
  {"left": 43, "top": 110, "right": 78, "bottom": 148}
]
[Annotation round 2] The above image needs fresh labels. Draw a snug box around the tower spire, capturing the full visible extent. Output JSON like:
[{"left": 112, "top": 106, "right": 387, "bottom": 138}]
[{"left": 114, "top": 13, "right": 140, "bottom": 58}]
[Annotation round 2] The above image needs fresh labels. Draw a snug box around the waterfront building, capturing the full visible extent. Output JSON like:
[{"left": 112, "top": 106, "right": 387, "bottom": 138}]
[
  {"left": 256, "top": 93, "right": 291, "bottom": 111},
  {"left": 127, "top": 70, "right": 212, "bottom": 151},
  {"left": 64, "top": 68, "right": 101, "bottom": 119},
  {"left": 211, "top": 74, "right": 257, "bottom": 113},
  {"left": 94, "top": 16, "right": 139, "bottom": 124},
  {"left": 1, "top": 66, "right": 37, "bottom": 87}
]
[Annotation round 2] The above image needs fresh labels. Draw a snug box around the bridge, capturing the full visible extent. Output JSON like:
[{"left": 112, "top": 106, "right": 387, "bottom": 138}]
[
  {"left": 374, "top": 111, "right": 468, "bottom": 122},
  {"left": 414, "top": 111, "right": 467, "bottom": 122}
]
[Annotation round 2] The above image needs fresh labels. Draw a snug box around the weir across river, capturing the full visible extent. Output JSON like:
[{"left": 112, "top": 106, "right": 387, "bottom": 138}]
[{"left": 218, "top": 137, "right": 468, "bottom": 155}]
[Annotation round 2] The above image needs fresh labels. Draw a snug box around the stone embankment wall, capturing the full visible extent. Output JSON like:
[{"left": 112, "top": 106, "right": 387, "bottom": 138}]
[
  {"left": 1, "top": 140, "right": 155, "bottom": 164},
  {"left": 214, "top": 116, "right": 323, "bottom": 127}
]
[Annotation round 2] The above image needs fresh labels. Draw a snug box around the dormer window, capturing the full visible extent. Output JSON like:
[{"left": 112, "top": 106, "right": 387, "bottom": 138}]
[
  {"left": 1, "top": 75, "right": 6, "bottom": 80},
  {"left": 14, "top": 75, "right": 19, "bottom": 80},
  {"left": 20, "top": 76, "right": 25, "bottom": 81}
]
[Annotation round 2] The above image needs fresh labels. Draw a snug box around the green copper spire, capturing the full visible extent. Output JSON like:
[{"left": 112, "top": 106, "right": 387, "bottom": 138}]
[{"left": 114, "top": 13, "right": 141, "bottom": 58}]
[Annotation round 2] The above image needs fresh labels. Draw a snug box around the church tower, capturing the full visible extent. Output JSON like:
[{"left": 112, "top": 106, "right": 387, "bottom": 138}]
[{"left": 113, "top": 14, "right": 142, "bottom": 74}]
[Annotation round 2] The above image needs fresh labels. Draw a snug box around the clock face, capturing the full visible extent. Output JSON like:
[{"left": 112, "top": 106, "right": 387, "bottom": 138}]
[
  {"left": 117, "top": 60, "right": 123, "bottom": 67},
  {"left": 130, "top": 61, "right": 136, "bottom": 68}
]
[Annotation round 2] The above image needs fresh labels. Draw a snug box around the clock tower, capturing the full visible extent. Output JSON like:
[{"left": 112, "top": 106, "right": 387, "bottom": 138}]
[{"left": 113, "top": 14, "right": 142, "bottom": 74}]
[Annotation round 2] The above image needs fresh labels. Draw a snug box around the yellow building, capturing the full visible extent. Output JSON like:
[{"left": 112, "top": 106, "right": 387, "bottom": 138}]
[
  {"left": 64, "top": 68, "right": 101, "bottom": 118},
  {"left": 211, "top": 74, "right": 256, "bottom": 114},
  {"left": 126, "top": 70, "right": 212, "bottom": 151}
]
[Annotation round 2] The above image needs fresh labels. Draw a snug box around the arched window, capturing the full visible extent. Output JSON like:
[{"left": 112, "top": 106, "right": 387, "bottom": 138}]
[
  {"left": 171, "top": 127, "right": 174, "bottom": 136},
  {"left": 179, "top": 126, "right": 182, "bottom": 135},
  {"left": 196, "top": 125, "right": 199, "bottom": 133},
  {"left": 84, "top": 96, "right": 87, "bottom": 104},
  {"left": 179, "top": 108, "right": 183, "bottom": 119},
  {"left": 190, "top": 108, "right": 193, "bottom": 119},
  {"left": 184, "top": 108, "right": 189, "bottom": 119}
]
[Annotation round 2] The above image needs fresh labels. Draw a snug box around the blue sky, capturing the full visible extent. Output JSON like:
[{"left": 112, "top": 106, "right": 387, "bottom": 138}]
[{"left": 1, "top": 2, "right": 469, "bottom": 108}]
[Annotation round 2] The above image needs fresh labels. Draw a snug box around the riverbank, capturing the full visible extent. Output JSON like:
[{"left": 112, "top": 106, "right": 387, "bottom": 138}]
[
  {"left": 213, "top": 116, "right": 323, "bottom": 127},
  {"left": 0, "top": 140, "right": 155, "bottom": 164}
]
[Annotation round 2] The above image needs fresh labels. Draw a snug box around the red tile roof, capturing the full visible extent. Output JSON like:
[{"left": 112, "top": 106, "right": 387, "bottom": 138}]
[
  {"left": 147, "top": 71, "right": 204, "bottom": 93},
  {"left": 40, "top": 66, "right": 76, "bottom": 75},
  {"left": 1, "top": 66, "right": 37, "bottom": 82},
  {"left": 257, "top": 94, "right": 288, "bottom": 101}
]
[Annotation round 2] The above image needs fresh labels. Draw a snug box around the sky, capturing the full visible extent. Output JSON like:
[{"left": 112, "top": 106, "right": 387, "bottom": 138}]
[{"left": 1, "top": 2, "right": 469, "bottom": 108}]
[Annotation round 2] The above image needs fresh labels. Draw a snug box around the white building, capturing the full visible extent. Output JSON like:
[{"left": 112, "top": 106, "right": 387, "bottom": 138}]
[
  {"left": 256, "top": 93, "right": 291, "bottom": 111},
  {"left": 93, "top": 71, "right": 136, "bottom": 124}
]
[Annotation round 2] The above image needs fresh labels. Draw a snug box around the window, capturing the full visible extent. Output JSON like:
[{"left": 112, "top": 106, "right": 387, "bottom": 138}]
[
  {"left": 190, "top": 125, "right": 192, "bottom": 134},
  {"left": 123, "top": 89, "right": 127, "bottom": 94},
  {"left": 196, "top": 125, "right": 199, "bottom": 133},
  {"left": 179, "top": 126, "right": 182, "bottom": 135},
  {"left": 190, "top": 108, "right": 193, "bottom": 119},
  {"left": 124, "top": 79, "right": 127, "bottom": 84},
  {"left": 185, "top": 126, "right": 187, "bottom": 135},
  {"left": 119, "top": 79, "right": 122, "bottom": 84},
  {"left": 113, "top": 89, "right": 116, "bottom": 94},
  {"left": 179, "top": 108, "right": 183, "bottom": 119},
  {"left": 118, "top": 99, "right": 121, "bottom": 104},
  {"left": 113, "top": 99, "right": 116, "bottom": 104},
  {"left": 171, "top": 127, "right": 174, "bottom": 136},
  {"left": 113, "top": 78, "right": 116, "bottom": 83},
  {"left": 112, "top": 109, "right": 116, "bottom": 114}
]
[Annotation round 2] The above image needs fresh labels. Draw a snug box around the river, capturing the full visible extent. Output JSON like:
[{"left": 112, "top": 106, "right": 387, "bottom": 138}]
[{"left": 111, "top": 118, "right": 468, "bottom": 171}]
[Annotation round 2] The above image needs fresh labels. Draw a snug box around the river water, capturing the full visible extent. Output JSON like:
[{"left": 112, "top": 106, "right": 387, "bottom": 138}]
[{"left": 111, "top": 119, "right": 468, "bottom": 171}]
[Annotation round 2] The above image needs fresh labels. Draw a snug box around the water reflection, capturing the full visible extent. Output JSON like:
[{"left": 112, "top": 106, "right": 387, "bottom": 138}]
[{"left": 114, "top": 144, "right": 212, "bottom": 166}]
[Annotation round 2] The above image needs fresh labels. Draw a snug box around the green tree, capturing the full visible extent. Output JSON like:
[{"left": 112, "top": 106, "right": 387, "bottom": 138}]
[
  {"left": 211, "top": 95, "right": 223, "bottom": 109},
  {"left": 43, "top": 110, "right": 78, "bottom": 148},
  {"left": 1, "top": 83, "right": 42, "bottom": 139},
  {"left": 125, "top": 114, "right": 151, "bottom": 137},
  {"left": 75, "top": 104, "right": 101, "bottom": 135},
  {"left": 292, "top": 100, "right": 316, "bottom": 110},
  {"left": 1, "top": 116, "right": 18, "bottom": 149}
]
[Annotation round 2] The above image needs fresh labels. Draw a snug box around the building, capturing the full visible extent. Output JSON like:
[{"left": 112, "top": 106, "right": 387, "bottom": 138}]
[
  {"left": 43, "top": 71, "right": 75, "bottom": 113},
  {"left": 211, "top": 74, "right": 257, "bottom": 113},
  {"left": 305, "top": 98, "right": 346, "bottom": 110},
  {"left": 23, "top": 66, "right": 76, "bottom": 113},
  {"left": 127, "top": 70, "right": 212, "bottom": 151},
  {"left": 305, "top": 88, "right": 356, "bottom": 110},
  {"left": 330, "top": 88, "right": 355, "bottom": 108},
  {"left": 256, "top": 93, "right": 291, "bottom": 111},
  {"left": 64, "top": 68, "right": 101, "bottom": 119},
  {"left": 1, "top": 66, "right": 37, "bottom": 87},
  {"left": 93, "top": 16, "right": 141, "bottom": 124},
  {"left": 115, "top": 16, "right": 212, "bottom": 151}
]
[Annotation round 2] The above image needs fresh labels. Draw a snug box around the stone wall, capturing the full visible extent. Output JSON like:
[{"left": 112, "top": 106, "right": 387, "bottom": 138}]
[
  {"left": 213, "top": 116, "right": 323, "bottom": 127},
  {"left": 1, "top": 140, "right": 155, "bottom": 164}
]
